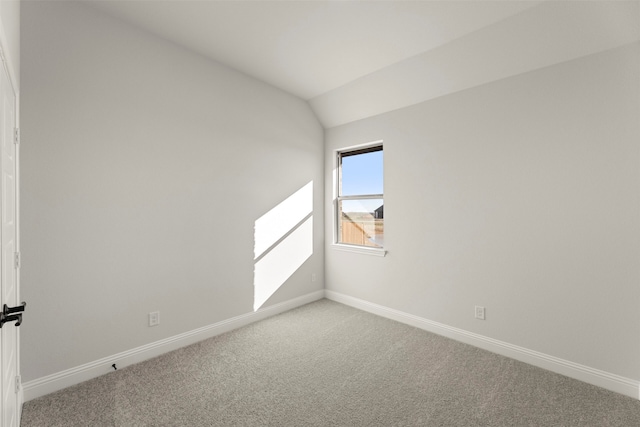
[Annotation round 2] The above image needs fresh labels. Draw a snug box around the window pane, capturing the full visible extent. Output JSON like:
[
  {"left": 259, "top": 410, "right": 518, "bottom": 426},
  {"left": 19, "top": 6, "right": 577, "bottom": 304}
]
[
  {"left": 341, "top": 150, "right": 383, "bottom": 196},
  {"left": 339, "top": 199, "right": 383, "bottom": 248}
]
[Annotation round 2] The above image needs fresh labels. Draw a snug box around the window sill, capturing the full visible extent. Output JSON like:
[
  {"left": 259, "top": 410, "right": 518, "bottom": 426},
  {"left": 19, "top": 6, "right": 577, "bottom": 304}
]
[{"left": 332, "top": 244, "right": 387, "bottom": 257}]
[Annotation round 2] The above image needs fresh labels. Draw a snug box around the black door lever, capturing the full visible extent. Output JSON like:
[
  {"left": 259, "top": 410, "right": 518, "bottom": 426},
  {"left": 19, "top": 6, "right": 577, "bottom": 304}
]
[
  {"left": 0, "top": 302, "right": 26, "bottom": 328},
  {"left": 0, "top": 313, "right": 21, "bottom": 328},
  {"left": 3, "top": 302, "right": 26, "bottom": 316}
]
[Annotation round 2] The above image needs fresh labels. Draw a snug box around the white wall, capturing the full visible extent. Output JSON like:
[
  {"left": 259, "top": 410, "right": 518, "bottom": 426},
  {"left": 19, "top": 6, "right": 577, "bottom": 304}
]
[
  {"left": 21, "top": 1, "right": 324, "bottom": 383},
  {"left": 325, "top": 43, "right": 640, "bottom": 384}
]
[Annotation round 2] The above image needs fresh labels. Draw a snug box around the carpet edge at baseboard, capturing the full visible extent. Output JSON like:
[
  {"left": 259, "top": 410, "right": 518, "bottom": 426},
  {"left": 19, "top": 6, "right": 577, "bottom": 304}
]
[
  {"left": 22, "top": 290, "right": 325, "bottom": 402},
  {"left": 324, "top": 289, "right": 640, "bottom": 400}
]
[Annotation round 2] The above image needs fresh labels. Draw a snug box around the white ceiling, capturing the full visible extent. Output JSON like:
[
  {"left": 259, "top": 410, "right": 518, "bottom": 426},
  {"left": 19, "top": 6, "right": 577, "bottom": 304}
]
[
  {"left": 87, "top": 1, "right": 640, "bottom": 128},
  {"left": 89, "top": 1, "right": 540, "bottom": 99}
]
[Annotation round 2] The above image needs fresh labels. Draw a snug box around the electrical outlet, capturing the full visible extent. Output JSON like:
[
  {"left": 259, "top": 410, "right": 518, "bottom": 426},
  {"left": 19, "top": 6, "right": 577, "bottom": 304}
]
[
  {"left": 475, "top": 306, "right": 486, "bottom": 320},
  {"left": 311, "top": 273, "right": 317, "bottom": 282},
  {"left": 149, "top": 311, "right": 160, "bottom": 327}
]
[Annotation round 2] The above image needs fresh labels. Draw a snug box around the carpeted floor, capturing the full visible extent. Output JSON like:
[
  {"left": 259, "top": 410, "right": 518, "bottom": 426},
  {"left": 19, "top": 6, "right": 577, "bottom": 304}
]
[{"left": 21, "top": 299, "right": 640, "bottom": 426}]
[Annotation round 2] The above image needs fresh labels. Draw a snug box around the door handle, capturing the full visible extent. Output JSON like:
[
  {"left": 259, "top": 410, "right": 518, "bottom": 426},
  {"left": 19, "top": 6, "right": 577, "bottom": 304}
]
[
  {"left": 3, "top": 302, "right": 26, "bottom": 316},
  {"left": 0, "top": 302, "right": 26, "bottom": 328},
  {"left": 0, "top": 313, "right": 21, "bottom": 328}
]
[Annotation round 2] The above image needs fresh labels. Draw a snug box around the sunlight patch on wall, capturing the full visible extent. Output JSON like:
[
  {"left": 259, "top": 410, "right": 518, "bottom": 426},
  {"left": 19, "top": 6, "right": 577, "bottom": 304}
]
[
  {"left": 254, "top": 181, "right": 313, "bottom": 259},
  {"left": 253, "top": 182, "right": 313, "bottom": 311}
]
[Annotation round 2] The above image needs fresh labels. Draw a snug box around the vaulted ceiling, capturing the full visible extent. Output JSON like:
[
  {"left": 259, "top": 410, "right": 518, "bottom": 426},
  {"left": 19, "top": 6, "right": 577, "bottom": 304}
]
[{"left": 88, "top": 1, "right": 640, "bottom": 128}]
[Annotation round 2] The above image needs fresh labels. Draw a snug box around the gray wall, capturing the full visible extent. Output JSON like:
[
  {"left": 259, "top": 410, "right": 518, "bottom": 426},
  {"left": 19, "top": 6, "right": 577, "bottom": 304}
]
[
  {"left": 21, "top": 1, "right": 324, "bottom": 382},
  {"left": 325, "top": 43, "right": 640, "bottom": 381}
]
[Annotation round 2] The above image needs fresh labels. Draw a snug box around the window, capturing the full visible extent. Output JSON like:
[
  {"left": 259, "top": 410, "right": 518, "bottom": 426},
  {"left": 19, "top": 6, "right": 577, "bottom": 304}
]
[{"left": 336, "top": 144, "right": 383, "bottom": 249}]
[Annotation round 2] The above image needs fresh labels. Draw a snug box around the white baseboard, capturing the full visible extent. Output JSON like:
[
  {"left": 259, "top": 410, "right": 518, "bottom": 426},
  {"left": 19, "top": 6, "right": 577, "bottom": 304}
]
[
  {"left": 325, "top": 290, "right": 640, "bottom": 400},
  {"left": 24, "top": 289, "right": 640, "bottom": 402},
  {"left": 23, "top": 290, "right": 324, "bottom": 402}
]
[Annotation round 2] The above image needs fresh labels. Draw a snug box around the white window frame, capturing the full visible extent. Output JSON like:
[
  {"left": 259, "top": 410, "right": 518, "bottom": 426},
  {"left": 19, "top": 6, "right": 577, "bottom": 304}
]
[{"left": 333, "top": 141, "right": 386, "bottom": 257}]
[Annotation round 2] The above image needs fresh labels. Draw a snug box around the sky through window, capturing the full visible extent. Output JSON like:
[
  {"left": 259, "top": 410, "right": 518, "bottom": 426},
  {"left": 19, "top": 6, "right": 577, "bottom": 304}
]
[{"left": 341, "top": 150, "right": 383, "bottom": 199}]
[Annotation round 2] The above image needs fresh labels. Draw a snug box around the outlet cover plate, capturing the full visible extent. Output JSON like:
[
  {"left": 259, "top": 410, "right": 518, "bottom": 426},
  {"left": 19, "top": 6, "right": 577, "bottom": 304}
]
[{"left": 149, "top": 311, "right": 160, "bottom": 326}]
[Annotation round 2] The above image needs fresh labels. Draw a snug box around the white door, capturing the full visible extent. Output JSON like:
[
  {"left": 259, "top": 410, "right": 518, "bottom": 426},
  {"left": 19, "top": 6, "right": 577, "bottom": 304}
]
[{"left": 0, "top": 54, "right": 19, "bottom": 427}]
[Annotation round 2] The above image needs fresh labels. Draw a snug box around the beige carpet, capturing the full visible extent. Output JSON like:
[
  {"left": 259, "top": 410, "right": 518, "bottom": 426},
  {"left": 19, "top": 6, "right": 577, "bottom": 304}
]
[{"left": 21, "top": 299, "right": 640, "bottom": 426}]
